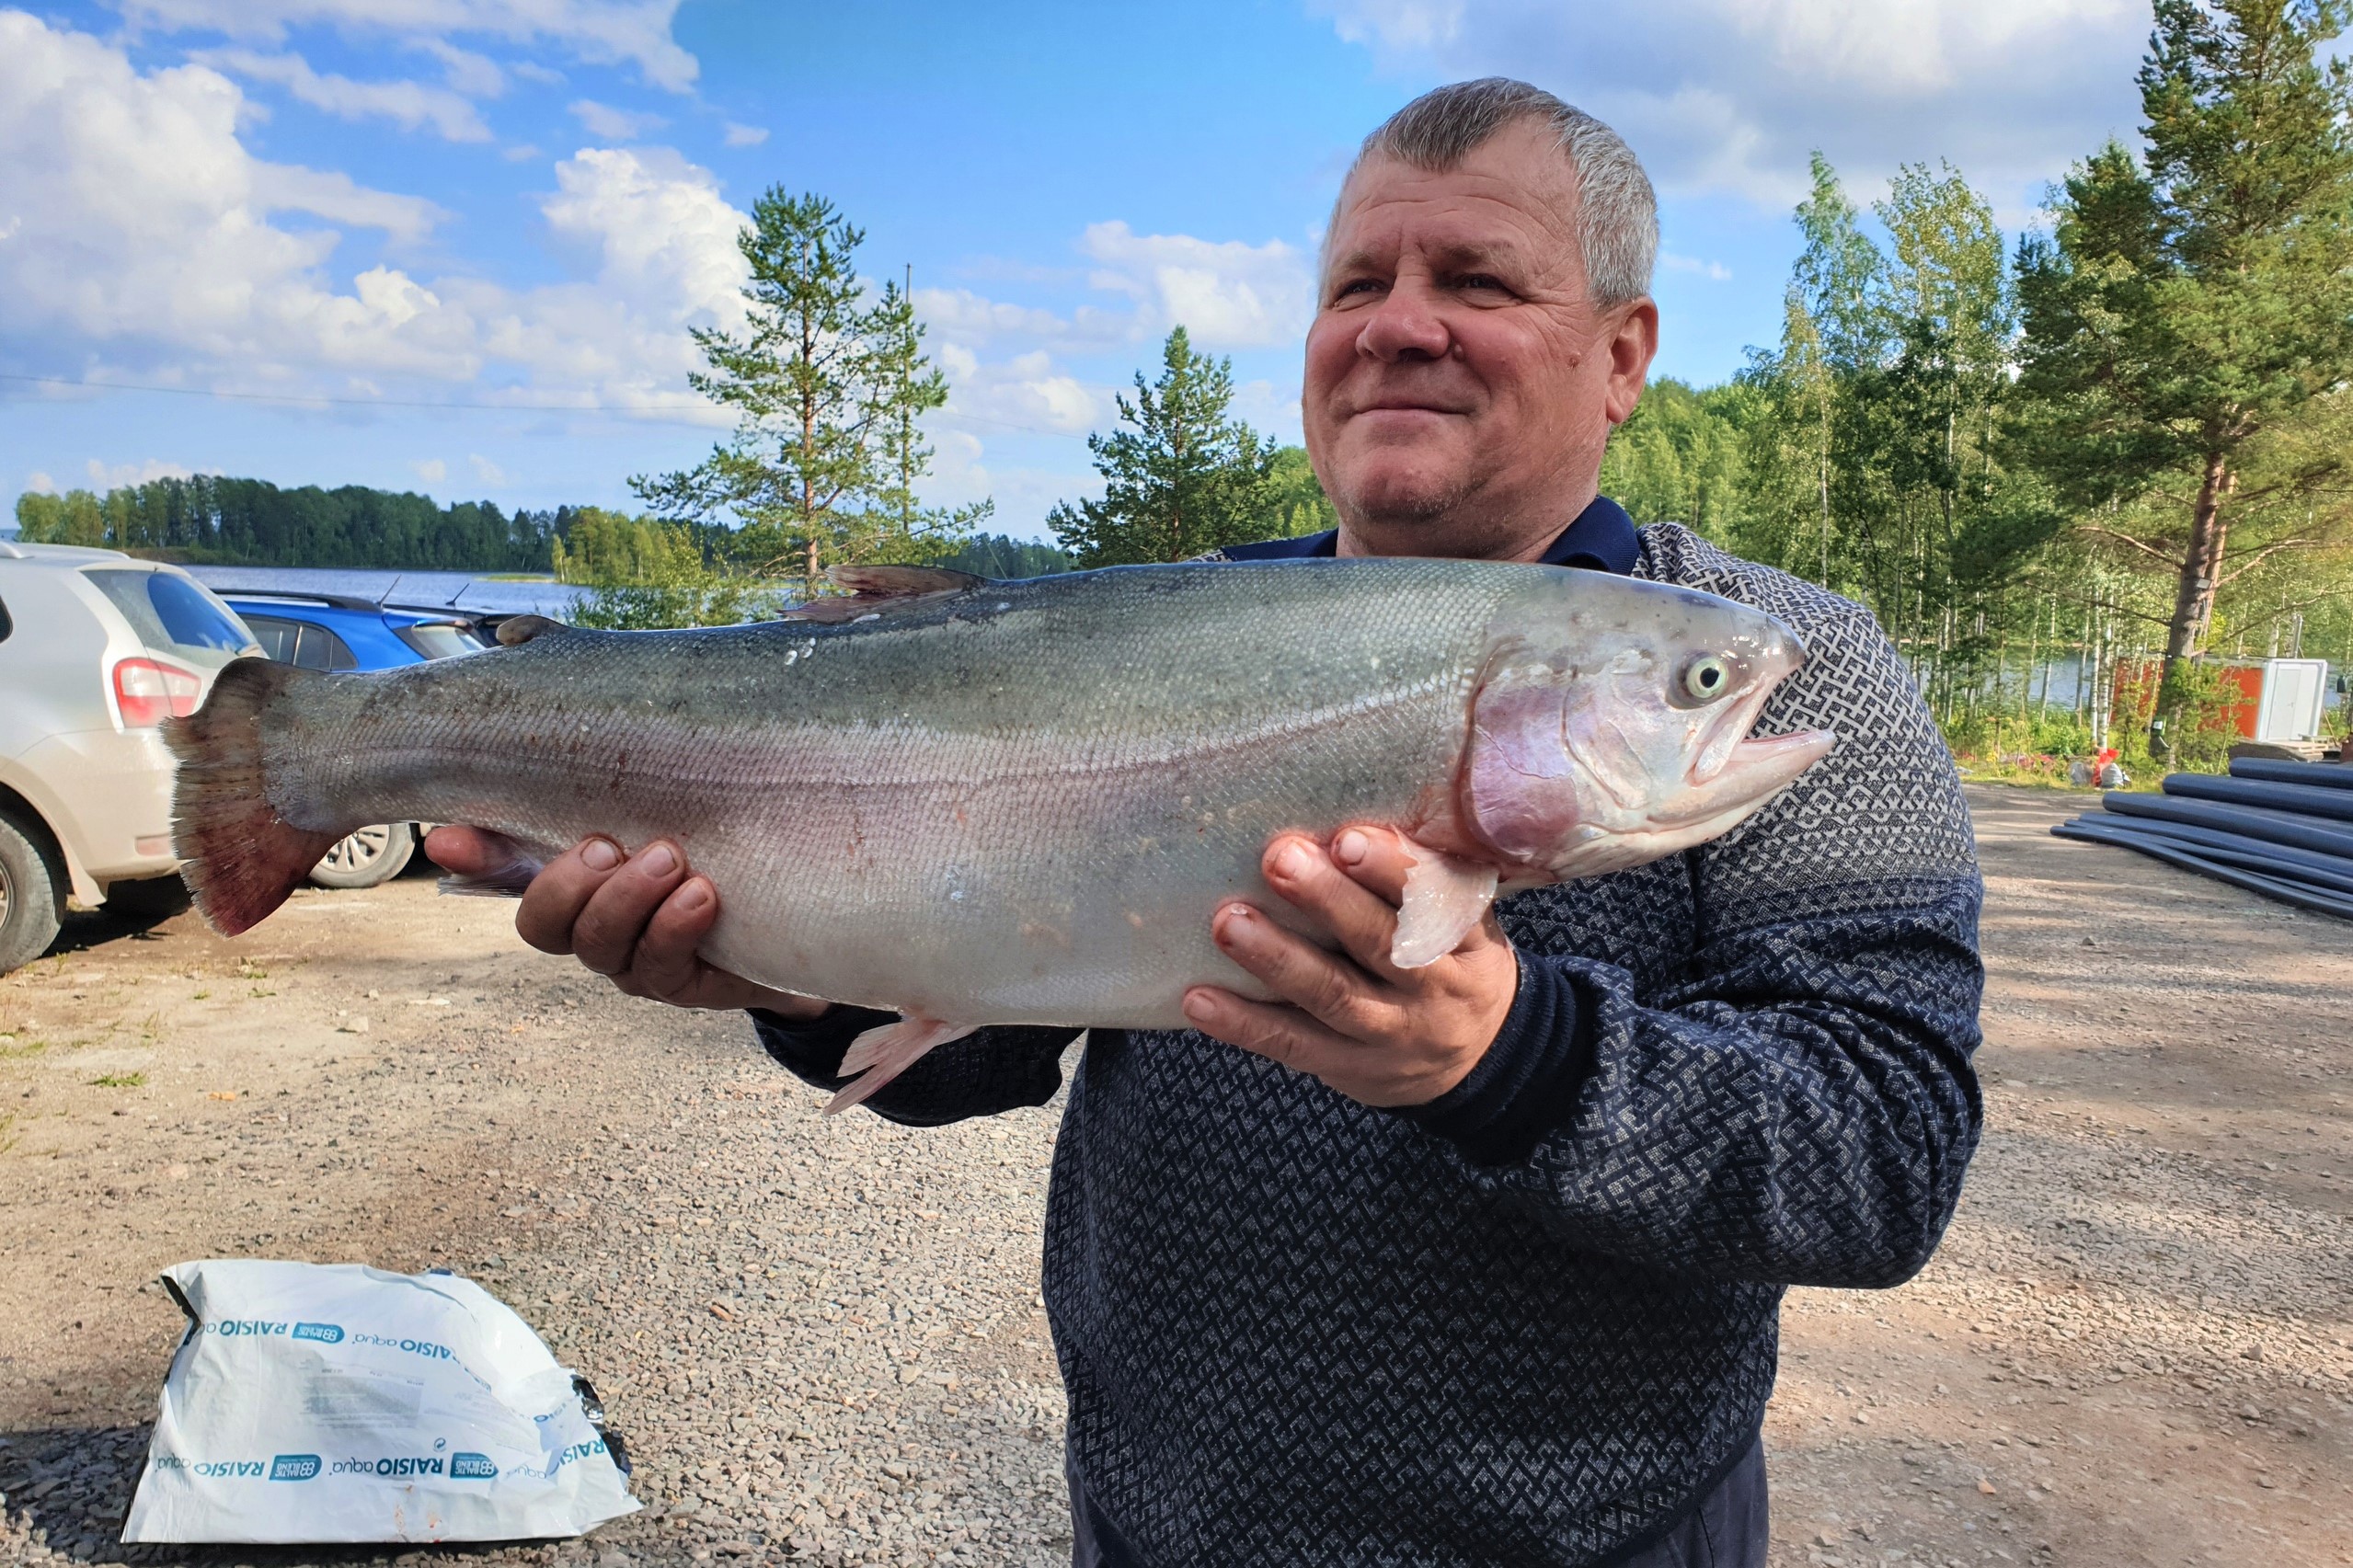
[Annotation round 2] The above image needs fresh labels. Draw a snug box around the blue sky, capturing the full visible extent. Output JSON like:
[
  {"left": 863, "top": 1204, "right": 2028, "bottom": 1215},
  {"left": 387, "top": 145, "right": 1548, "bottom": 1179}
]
[{"left": 0, "top": 0, "right": 2155, "bottom": 540}]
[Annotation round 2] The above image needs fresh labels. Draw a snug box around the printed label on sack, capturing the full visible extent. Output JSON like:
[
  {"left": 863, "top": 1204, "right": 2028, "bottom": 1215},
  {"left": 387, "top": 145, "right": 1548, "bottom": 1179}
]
[
  {"left": 204, "top": 1319, "right": 346, "bottom": 1343},
  {"left": 329, "top": 1454, "right": 447, "bottom": 1479},
  {"left": 268, "top": 1454, "right": 322, "bottom": 1482},
  {"left": 544, "top": 1438, "right": 609, "bottom": 1478},
  {"left": 449, "top": 1452, "right": 499, "bottom": 1480},
  {"left": 151, "top": 1456, "right": 265, "bottom": 1479}
]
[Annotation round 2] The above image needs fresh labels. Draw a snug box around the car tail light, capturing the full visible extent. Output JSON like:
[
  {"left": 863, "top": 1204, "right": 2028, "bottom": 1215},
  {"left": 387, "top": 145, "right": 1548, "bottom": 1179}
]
[{"left": 113, "top": 657, "right": 201, "bottom": 727}]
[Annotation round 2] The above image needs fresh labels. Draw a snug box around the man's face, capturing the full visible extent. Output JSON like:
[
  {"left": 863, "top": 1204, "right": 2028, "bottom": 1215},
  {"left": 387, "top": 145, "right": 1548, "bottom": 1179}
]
[{"left": 1303, "top": 120, "right": 1657, "bottom": 560}]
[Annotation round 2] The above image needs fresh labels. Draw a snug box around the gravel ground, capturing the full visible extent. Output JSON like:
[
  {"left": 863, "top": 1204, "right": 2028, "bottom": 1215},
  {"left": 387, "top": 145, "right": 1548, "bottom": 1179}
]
[{"left": 1, "top": 783, "right": 2347, "bottom": 1567}]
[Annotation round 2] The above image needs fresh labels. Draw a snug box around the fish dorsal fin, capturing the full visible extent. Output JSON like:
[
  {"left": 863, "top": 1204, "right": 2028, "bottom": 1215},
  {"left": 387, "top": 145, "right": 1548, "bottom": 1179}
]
[
  {"left": 782, "top": 565, "right": 987, "bottom": 624},
  {"left": 496, "top": 614, "right": 574, "bottom": 647}
]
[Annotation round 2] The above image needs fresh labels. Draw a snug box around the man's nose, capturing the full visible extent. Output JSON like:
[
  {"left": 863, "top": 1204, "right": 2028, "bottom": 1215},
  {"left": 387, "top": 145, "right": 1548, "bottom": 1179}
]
[{"left": 1355, "top": 282, "right": 1452, "bottom": 363}]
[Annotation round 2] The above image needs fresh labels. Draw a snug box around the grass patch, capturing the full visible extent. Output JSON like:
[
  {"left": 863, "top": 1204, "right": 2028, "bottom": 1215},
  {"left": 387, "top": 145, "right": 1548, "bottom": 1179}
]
[
  {"left": 91, "top": 1071, "right": 147, "bottom": 1088},
  {"left": 0, "top": 1036, "right": 47, "bottom": 1059}
]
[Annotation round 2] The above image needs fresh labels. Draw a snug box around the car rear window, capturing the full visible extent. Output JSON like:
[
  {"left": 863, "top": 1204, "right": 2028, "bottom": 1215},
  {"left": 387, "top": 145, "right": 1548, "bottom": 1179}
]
[
  {"left": 395, "top": 621, "right": 485, "bottom": 660},
  {"left": 86, "top": 569, "right": 253, "bottom": 670},
  {"left": 242, "top": 613, "right": 360, "bottom": 670}
]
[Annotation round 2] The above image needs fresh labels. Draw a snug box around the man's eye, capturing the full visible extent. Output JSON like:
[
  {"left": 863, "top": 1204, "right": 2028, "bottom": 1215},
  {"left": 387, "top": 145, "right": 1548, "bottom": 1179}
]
[
  {"left": 1454, "top": 274, "right": 1509, "bottom": 293},
  {"left": 1333, "top": 278, "right": 1384, "bottom": 301}
]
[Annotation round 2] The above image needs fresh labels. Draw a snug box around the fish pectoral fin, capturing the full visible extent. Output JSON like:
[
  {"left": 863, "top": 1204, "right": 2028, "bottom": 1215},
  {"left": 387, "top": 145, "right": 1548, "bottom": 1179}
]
[
  {"left": 495, "top": 614, "right": 574, "bottom": 647},
  {"left": 1389, "top": 845, "right": 1500, "bottom": 970},
  {"left": 785, "top": 566, "right": 986, "bottom": 624},
  {"left": 823, "top": 1017, "right": 979, "bottom": 1116},
  {"left": 434, "top": 833, "right": 545, "bottom": 898}
]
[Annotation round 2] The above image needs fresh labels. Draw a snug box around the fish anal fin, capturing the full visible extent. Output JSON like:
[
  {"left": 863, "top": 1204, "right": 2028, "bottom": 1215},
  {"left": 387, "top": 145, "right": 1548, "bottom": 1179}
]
[
  {"left": 1389, "top": 843, "right": 1499, "bottom": 970},
  {"left": 783, "top": 566, "right": 985, "bottom": 624},
  {"left": 496, "top": 614, "right": 573, "bottom": 647},
  {"left": 435, "top": 831, "right": 545, "bottom": 898},
  {"left": 823, "top": 1017, "right": 978, "bottom": 1116}
]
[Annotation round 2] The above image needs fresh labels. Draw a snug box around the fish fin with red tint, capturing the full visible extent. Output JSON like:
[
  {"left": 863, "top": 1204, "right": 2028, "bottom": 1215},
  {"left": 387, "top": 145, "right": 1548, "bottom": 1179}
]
[
  {"left": 823, "top": 1016, "right": 980, "bottom": 1115},
  {"left": 1388, "top": 843, "right": 1499, "bottom": 969},
  {"left": 162, "top": 658, "right": 342, "bottom": 936},
  {"left": 783, "top": 566, "right": 986, "bottom": 624},
  {"left": 495, "top": 614, "right": 574, "bottom": 647}
]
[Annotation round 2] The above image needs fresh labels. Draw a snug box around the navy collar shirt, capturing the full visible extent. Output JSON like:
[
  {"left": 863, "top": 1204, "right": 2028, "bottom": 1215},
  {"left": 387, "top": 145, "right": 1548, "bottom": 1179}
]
[{"left": 1214, "top": 492, "right": 1642, "bottom": 575}]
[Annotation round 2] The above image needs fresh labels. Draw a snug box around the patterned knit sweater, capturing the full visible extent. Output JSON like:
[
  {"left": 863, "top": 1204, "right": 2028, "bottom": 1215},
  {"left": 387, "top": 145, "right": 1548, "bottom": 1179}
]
[{"left": 753, "top": 522, "right": 1985, "bottom": 1566}]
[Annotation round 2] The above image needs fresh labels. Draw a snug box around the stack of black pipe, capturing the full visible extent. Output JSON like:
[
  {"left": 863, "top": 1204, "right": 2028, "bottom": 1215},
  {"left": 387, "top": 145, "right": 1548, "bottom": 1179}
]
[{"left": 2053, "top": 758, "right": 2353, "bottom": 919}]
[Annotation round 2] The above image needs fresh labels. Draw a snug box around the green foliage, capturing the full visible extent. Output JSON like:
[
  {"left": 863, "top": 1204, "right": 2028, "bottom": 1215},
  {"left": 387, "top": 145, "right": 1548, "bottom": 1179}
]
[
  {"left": 11, "top": 476, "right": 557, "bottom": 570},
  {"left": 552, "top": 506, "right": 771, "bottom": 629},
  {"left": 1263, "top": 445, "right": 1338, "bottom": 539},
  {"left": 1600, "top": 378, "right": 1760, "bottom": 541},
  {"left": 634, "top": 189, "right": 978, "bottom": 590},
  {"left": 2012, "top": 0, "right": 2353, "bottom": 674},
  {"left": 935, "top": 532, "right": 1073, "bottom": 578},
  {"left": 1049, "top": 328, "right": 1294, "bottom": 566}
]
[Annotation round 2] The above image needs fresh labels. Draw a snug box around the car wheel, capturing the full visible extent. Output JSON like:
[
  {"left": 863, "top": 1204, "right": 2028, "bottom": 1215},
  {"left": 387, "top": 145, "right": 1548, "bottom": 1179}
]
[
  {"left": 0, "top": 812, "right": 64, "bottom": 977},
  {"left": 308, "top": 822, "right": 417, "bottom": 889}
]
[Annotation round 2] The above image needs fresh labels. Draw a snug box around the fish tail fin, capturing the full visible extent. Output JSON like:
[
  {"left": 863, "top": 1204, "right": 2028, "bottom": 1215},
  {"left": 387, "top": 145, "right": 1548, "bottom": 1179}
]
[
  {"left": 822, "top": 1017, "right": 978, "bottom": 1116},
  {"left": 163, "top": 658, "right": 342, "bottom": 936}
]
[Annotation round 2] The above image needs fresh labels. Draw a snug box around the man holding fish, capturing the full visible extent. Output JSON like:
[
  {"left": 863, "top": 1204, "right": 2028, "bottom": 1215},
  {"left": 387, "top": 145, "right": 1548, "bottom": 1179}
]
[{"left": 396, "top": 78, "right": 1979, "bottom": 1568}]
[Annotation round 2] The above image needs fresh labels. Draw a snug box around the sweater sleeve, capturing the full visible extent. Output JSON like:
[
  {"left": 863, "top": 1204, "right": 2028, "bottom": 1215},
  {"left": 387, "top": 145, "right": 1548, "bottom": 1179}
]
[
  {"left": 750, "top": 1007, "right": 1082, "bottom": 1127},
  {"left": 1402, "top": 589, "right": 1984, "bottom": 1289}
]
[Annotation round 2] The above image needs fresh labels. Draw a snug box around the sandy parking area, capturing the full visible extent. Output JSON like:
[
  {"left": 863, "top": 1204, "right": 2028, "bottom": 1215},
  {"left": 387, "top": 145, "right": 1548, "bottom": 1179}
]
[{"left": 0, "top": 784, "right": 2347, "bottom": 1567}]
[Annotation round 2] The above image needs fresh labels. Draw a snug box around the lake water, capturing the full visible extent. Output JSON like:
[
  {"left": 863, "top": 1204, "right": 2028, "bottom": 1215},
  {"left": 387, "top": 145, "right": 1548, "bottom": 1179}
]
[{"left": 183, "top": 566, "right": 591, "bottom": 620}]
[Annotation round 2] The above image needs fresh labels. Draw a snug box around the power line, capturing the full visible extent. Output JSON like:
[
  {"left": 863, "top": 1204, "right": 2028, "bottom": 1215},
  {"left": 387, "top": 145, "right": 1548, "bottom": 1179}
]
[{"left": 0, "top": 372, "right": 1088, "bottom": 440}]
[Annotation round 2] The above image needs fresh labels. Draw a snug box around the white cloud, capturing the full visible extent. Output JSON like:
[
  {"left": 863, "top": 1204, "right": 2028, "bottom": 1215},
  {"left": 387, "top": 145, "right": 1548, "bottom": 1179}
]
[
  {"left": 0, "top": 12, "right": 451, "bottom": 368},
  {"left": 410, "top": 456, "right": 447, "bottom": 482},
  {"left": 468, "top": 452, "right": 507, "bottom": 485},
  {"left": 26, "top": 472, "right": 57, "bottom": 494},
  {"left": 721, "top": 121, "right": 768, "bottom": 148},
  {"left": 0, "top": 15, "right": 747, "bottom": 414},
  {"left": 1661, "top": 252, "right": 1731, "bottom": 282},
  {"left": 108, "top": 0, "right": 699, "bottom": 92},
  {"left": 913, "top": 286, "right": 1127, "bottom": 351},
  {"left": 1079, "top": 221, "right": 1314, "bottom": 349},
  {"left": 1316, "top": 0, "right": 2147, "bottom": 208},
  {"left": 87, "top": 457, "right": 194, "bottom": 487},
  {"left": 568, "top": 97, "right": 664, "bottom": 140},
  {"left": 201, "top": 48, "right": 492, "bottom": 141},
  {"left": 935, "top": 345, "right": 1107, "bottom": 437},
  {"left": 413, "top": 38, "right": 504, "bottom": 98}
]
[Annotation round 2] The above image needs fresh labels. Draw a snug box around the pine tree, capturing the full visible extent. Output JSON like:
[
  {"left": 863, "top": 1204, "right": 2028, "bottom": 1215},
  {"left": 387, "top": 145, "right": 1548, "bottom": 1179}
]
[
  {"left": 633, "top": 189, "right": 975, "bottom": 592},
  {"left": 1047, "top": 328, "right": 1277, "bottom": 567},
  {"left": 2013, "top": 0, "right": 2353, "bottom": 689}
]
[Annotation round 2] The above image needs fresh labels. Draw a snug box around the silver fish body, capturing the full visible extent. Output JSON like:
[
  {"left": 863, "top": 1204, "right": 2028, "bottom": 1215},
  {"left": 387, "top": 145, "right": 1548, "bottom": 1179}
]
[{"left": 169, "top": 559, "right": 1833, "bottom": 1036}]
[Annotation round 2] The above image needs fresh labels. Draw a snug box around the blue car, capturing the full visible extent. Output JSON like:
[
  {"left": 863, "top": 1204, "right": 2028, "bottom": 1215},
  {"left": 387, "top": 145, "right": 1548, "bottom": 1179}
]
[{"left": 218, "top": 592, "right": 488, "bottom": 888}]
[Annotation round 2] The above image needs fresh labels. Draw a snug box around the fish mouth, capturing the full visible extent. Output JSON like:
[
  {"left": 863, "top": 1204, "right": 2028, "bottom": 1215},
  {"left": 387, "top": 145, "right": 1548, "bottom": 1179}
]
[{"left": 1666, "top": 635, "right": 1836, "bottom": 818}]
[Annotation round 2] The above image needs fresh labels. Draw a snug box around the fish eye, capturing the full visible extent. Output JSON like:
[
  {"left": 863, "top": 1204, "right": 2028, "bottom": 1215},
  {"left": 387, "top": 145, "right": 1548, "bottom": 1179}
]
[{"left": 1680, "top": 655, "right": 1732, "bottom": 704}]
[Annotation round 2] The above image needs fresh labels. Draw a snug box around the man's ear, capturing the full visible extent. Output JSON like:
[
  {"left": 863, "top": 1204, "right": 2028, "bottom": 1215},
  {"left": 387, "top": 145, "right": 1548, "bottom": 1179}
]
[{"left": 1603, "top": 296, "right": 1660, "bottom": 426}]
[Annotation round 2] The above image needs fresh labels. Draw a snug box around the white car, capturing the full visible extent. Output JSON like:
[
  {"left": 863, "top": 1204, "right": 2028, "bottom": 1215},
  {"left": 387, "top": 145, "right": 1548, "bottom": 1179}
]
[{"left": 0, "top": 541, "right": 260, "bottom": 974}]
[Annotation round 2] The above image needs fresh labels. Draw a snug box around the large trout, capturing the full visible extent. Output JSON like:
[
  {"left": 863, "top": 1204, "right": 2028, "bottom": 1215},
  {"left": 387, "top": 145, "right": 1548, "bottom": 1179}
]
[{"left": 167, "top": 560, "right": 1834, "bottom": 1107}]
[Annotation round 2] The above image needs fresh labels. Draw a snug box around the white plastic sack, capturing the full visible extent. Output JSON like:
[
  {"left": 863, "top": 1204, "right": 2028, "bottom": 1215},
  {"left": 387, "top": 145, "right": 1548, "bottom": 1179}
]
[{"left": 123, "top": 1259, "right": 640, "bottom": 1544}]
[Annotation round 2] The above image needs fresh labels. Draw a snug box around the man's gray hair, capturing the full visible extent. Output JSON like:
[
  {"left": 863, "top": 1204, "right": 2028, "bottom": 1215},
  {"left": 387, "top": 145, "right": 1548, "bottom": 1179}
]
[{"left": 1349, "top": 78, "right": 1659, "bottom": 309}]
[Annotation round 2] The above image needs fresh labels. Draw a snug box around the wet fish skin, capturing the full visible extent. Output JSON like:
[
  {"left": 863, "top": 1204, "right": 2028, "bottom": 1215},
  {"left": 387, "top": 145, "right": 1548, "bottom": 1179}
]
[{"left": 167, "top": 559, "right": 1831, "bottom": 1061}]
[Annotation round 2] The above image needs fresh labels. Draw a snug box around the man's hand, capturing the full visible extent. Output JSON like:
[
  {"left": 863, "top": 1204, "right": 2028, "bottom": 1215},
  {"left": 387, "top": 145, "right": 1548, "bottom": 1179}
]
[
  {"left": 1181, "top": 826, "right": 1519, "bottom": 1106},
  {"left": 422, "top": 828, "right": 829, "bottom": 1020}
]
